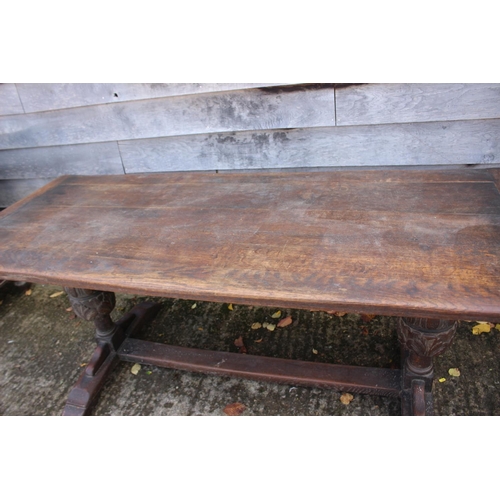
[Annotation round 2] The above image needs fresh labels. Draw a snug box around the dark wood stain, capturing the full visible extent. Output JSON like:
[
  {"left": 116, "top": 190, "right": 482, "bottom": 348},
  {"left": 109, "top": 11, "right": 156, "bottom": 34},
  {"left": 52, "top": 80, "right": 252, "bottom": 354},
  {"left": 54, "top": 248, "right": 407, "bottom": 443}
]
[{"left": 256, "top": 83, "right": 365, "bottom": 94}]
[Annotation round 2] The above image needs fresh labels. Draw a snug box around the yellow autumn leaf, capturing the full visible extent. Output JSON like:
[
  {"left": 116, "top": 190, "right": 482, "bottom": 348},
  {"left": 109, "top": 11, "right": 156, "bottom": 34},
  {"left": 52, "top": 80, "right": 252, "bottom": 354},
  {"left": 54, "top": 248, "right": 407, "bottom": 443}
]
[
  {"left": 340, "top": 393, "right": 354, "bottom": 405},
  {"left": 438, "top": 378, "right": 446, "bottom": 383},
  {"left": 495, "top": 324, "right": 500, "bottom": 331},
  {"left": 271, "top": 310, "right": 282, "bottom": 319},
  {"left": 312, "top": 348, "right": 318, "bottom": 354},
  {"left": 191, "top": 303, "right": 197, "bottom": 309},
  {"left": 131, "top": 363, "right": 141, "bottom": 375},
  {"left": 228, "top": 304, "right": 234, "bottom": 310},
  {"left": 25, "top": 289, "right": 32, "bottom": 296},
  {"left": 266, "top": 323, "right": 276, "bottom": 332},
  {"left": 448, "top": 368, "right": 460, "bottom": 377},
  {"left": 472, "top": 323, "right": 491, "bottom": 335},
  {"left": 251, "top": 322, "right": 262, "bottom": 330},
  {"left": 50, "top": 291, "right": 64, "bottom": 298}
]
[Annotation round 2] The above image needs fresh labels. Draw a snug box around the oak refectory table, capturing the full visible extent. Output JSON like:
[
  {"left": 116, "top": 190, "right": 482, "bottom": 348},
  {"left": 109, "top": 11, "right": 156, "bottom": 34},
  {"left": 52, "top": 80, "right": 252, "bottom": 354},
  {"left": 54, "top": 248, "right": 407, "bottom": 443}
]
[{"left": 1, "top": 168, "right": 499, "bottom": 416}]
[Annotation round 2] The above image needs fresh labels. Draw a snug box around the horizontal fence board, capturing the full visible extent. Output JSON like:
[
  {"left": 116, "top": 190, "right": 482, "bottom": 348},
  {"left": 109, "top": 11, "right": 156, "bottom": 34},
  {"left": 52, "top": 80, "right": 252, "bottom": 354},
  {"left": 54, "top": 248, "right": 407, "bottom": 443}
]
[
  {"left": 121, "top": 118, "right": 500, "bottom": 173},
  {"left": 0, "top": 178, "right": 55, "bottom": 207},
  {"left": 0, "top": 87, "right": 335, "bottom": 150},
  {"left": 336, "top": 83, "right": 500, "bottom": 126},
  {"left": 16, "top": 83, "right": 298, "bottom": 113},
  {"left": 0, "top": 142, "right": 124, "bottom": 180},
  {"left": 0, "top": 84, "right": 24, "bottom": 116}
]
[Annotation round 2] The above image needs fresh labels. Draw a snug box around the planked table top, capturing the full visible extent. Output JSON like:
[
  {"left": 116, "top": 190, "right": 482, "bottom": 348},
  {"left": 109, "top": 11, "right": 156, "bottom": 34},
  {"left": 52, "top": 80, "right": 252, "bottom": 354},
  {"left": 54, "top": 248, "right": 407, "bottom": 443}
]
[{"left": 1, "top": 168, "right": 499, "bottom": 321}]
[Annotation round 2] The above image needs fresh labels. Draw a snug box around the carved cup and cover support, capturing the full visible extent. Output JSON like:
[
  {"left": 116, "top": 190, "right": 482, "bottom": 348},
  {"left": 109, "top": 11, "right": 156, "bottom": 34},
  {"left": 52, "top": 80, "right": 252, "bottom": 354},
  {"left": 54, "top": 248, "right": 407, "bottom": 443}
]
[
  {"left": 397, "top": 317, "right": 458, "bottom": 415},
  {"left": 64, "top": 287, "right": 119, "bottom": 343}
]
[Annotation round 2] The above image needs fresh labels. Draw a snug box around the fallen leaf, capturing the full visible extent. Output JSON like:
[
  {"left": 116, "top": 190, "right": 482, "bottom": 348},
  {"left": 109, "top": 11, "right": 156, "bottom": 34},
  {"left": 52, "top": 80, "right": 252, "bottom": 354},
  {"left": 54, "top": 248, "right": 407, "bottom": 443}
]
[
  {"left": 254, "top": 338, "right": 263, "bottom": 343},
  {"left": 266, "top": 323, "right": 276, "bottom": 331},
  {"left": 251, "top": 322, "right": 262, "bottom": 330},
  {"left": 324, "top": 310, "right": 346, "bottom": 316},
  {"left": 223, "top": 402, "right": 246, "bottom": 416},
  {"left": 131, "top": 363, "right": 141, "bottom": 375},
  {"left": 228, "top": 304, "right": 234, "bottom": 310},
  {"left": 361, "top": 326, "right": 369, "bottom": 336},
  {"left": 25, "top": 289, "right": 32, "bottom": 296},
  {"left": 191, "top": 303, "right": 197, "bottom": 309},
  {"left": 361, "top": 314, "right": 376, "bottom": 322},
  {"left": 80, "top": 362, "right": 87, "bottom": 367},
  {"left": 472, "top": 323, "right": 491, "bottom": 335},
  {"left": 448, "top": 368, "right": 460, "bottom": 377},
  {"left": 496, "top": 324, "right": 500, "bottom": 331},
  {"left": 312, "top": 348, "right": 318, "bottom": 354},
  {"left": 0, "top": 300, "right": 3, "bottom": 306},
  {"left": 340, "top": 393, "right": 354, "bottom": 405},
  {"left": 50, "top": 291, "right": 64, "bottom": 298},
  {"left": 438, "top": 377, "right": 446, "bottom": 383},
  {"left": 271, "top": 310, "right": 282, "bottom": 319},
  {"left": 277, "top": 316, "right": 292, "bottom": 328},
  {"left": 65, "top": 306, "right": 73, "bottom": 312},
  {"left": 146, "top": 371, "right": 152, "bottom": 375},
  {"left": 234, "top": 336, "right": 245, "bottom": 347}
]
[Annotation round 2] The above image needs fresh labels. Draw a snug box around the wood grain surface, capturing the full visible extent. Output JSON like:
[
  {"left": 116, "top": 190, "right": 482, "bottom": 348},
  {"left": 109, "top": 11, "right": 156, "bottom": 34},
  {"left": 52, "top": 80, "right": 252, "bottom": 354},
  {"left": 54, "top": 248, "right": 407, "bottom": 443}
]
[
  {"left": 336, "top": 83, "right": 500, "bottom": 126},
  {"left": 0, "top": 88, "right": 334, "bottom": 150},
  {"left": 0, "top": 84, "right": 24, "bottom": 116},
  {"left": 121, "top": 119, "right": 500, "bottom": 173},
  {"left": 0, "top": 142, "right": 124, "bottom": 179},
  {"left": 15, "top": 83, "right": 297, "bottom": 113},
  {"left": 0, "top": 178, "right": 55, "bottom": 207},
  {"left": 0, "top": 168, "right": 499, "bottom": 321}
]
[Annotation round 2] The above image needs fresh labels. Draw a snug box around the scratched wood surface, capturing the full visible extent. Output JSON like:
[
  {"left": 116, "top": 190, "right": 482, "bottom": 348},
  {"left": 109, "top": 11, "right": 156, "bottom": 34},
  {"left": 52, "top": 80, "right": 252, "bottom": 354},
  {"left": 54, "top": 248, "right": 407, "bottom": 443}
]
[{"left": 0, "top": 169, "right": 499, "bottom": 321}]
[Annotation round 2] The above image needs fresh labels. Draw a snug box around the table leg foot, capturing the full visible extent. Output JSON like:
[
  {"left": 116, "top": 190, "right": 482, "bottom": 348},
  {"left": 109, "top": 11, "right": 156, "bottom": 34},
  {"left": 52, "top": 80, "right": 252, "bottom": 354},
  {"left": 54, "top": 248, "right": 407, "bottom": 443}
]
[{"left": 62, "top": 288, "right": 161, "bottom": 416}]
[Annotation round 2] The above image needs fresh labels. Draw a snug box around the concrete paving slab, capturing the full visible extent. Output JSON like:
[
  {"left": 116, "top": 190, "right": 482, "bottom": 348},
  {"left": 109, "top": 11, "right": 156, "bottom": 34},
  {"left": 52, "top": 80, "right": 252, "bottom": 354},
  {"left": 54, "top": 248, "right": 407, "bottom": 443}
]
[{"left": 1, "top": 282, "right": 499, "bottom": 416}]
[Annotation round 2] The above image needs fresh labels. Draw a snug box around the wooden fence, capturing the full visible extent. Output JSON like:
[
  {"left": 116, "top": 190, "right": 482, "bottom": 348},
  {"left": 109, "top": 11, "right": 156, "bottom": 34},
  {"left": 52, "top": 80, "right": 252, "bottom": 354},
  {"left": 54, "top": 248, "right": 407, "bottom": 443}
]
[{"left": 1, "top": 83, "right": 499, "bottom": 206}]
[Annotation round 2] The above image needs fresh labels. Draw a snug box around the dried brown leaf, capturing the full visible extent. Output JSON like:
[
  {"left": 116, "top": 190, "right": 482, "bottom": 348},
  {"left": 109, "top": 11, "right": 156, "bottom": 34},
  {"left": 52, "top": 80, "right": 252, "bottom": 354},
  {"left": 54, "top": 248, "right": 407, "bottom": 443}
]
[
  {"left": 234, "top": 336, "right": 245, "bottom": 347},
  {"left": 277, "top": 316, "right": 292, "bottom": 328},
  {"left": 254, "top": 338, "right": 263, "bottom": 343},
  {"left": 25, "top": 289, "right": 32, "bottom": 296},
  {"left": 223, "top": 402, "right": 246, "bottom": 416},
  {"left": 324, "top": 310, "right": 347, "bottom": 316},
  {"left": 65, "top": 306, "right": 73, "bottom": 312},
  {"left": 361, "top": 326, "right": 369, "bottom": 336},
  {"left": 50, "top": 291, "right": 64, "bottom": 298},
  {"left": 361, "top": 314, "right": 376, "bottom": 323}
]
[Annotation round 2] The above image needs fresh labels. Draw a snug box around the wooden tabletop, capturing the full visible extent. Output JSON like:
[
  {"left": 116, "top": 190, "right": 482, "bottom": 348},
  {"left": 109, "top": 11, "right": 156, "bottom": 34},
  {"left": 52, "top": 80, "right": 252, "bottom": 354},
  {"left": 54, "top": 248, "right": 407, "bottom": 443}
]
[{"left": 1, "top": 168, "right": 499, "bottom": 320}]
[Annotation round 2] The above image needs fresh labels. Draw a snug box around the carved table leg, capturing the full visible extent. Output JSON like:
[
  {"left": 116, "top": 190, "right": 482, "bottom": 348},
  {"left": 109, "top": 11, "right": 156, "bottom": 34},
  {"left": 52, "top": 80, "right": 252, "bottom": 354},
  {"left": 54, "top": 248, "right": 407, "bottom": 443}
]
[
  {"left": 63, "top": 288, "right": 161, "bottom": 416},
  {"left": 398, "top": 317, "right": 457, "bottom": 416}
]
